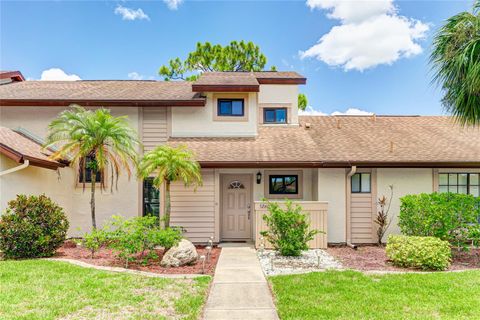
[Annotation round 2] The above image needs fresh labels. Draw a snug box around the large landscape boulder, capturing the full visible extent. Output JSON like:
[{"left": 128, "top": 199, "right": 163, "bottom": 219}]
[{"left": 160, "top": 239, "right": 198, "bottom": 267}]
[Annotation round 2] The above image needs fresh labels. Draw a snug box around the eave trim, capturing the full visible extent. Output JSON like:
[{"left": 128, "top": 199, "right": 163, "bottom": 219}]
[
  {"left": 256, "top": 78, "right": 307, "bottom": 85},
  {"left": 198, "top": 161, "right": 480, "bottom": 168},
  {"left": 0, "top": 143, "right": 65, "bottom": 170},
  {"left": 192, "top": 84, "right": 260, "bottom": 92},
  {"left": 0, "top": 99, "right": 207, "bottom": 107}
]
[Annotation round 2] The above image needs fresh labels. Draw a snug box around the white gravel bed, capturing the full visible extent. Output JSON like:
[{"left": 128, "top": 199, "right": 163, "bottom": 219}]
[{"left": 257, "top": 249, "right": 343, "bottom": 276}]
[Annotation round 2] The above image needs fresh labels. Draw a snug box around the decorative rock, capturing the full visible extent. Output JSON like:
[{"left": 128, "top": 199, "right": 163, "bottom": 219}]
[
  {"left": 161, "top": 239, "right": 198, "bottom": 267},
  {"left": 257, "top": 249, "right": 343, "bottom": 276}
]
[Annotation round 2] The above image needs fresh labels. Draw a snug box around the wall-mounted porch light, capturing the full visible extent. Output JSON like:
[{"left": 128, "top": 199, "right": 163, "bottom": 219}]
[{"left": 256, "top": 171, "right": 262, "bottom": 184}]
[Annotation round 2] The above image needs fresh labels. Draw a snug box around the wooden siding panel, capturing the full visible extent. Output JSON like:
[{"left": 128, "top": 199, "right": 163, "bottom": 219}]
[
  {"left": 350, "top": 170, "right": 377, "bottom": 244},
  {"left": 351, "top": 192, "right": 374, "bottom": 244},
  {"left": 254, "top": 201, "right": 328, "bottom": 249},
  {"left": 142, "top": 107, "right": 168, "bottom": 152},
  {"left": 170, "top": 169, "right": 215, "bottom": 243}
]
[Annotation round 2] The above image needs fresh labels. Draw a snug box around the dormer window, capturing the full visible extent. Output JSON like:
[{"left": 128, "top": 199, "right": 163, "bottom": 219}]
[
  {"left": 217, "top": 99, "right": 245, "bottom": 117},
  {"left": 264, "top": 108, "right": 287, "bottom": 124}
]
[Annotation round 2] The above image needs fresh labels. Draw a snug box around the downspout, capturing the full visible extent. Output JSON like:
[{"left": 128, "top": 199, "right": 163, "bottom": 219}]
[
  {"left": 346, "top": 165, "right": 357, "bottom": 250},
  {"left": 0, "top": 160, "right": 30, "bottom": 177}
]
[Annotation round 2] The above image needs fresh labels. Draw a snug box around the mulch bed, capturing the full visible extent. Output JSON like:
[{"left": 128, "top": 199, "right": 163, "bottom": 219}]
[
  {"left": 327, "top": 245, "right": 480, "bottom": 272},
  {"left": 56, "top": 242, "right": 221, "bottom": 275}
]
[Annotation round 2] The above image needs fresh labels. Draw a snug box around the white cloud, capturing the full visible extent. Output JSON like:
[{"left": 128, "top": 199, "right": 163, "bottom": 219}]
[
  {"left": 40, "top": 68, "right": 81, "bottom": 81},
  {"left": 128, "top": 72, "right": 144, "bottom": 80},
  {"left": 331, "top": 108, "right": 373, "bottom": 116},
  {"left": 299, "top": 106, "right": 373, "bottom": 116},
  {"left": 114, "top": 5, "right": 150, "bottom": 21},
  {"left": 301, "top": 0, "right": 429, "bottom": 71},
  {"left": 306, "top": 0, "right": 395, "bottom": 23},
  {"left": 299, "top": 106, "right": 327, "bottom": 116},
  {"left": 163, "top": 0, "right": 183, "bottom": 10}
]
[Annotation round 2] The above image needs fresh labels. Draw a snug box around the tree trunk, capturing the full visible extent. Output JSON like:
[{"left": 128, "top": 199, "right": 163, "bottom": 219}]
[
  {"left": 91, "top": 169, "right": 97, "bottom": 230},
  {"left": 165, "top": 180, "right": 171, "bottom": 229}
]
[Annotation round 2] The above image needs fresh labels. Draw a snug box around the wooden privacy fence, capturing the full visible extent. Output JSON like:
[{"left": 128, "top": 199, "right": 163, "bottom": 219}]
[{"left": 254, "top": 201, "right": 328, "bottom": 249}]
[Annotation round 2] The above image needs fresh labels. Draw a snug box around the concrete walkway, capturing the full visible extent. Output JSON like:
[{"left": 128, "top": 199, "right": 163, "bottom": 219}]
[{"left": 203, "top": 244, "right": 279, "bottom": 320}]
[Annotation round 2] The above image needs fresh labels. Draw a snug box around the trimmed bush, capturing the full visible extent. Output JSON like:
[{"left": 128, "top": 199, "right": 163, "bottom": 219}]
[
  {"left": 386, "top": 235, "right": 451, "bottom": 271},
  {"left": 399, "top": 192, "right": 480, "bottom": 245},
  {"left": 0, "top": 194, "right": 69, "bottom": 258},
  {"left": 85, "top": 215, "right": 183, "bottom": 268},
  {"left": 260, "top": 200, "right": 319, "bottom": 256}
]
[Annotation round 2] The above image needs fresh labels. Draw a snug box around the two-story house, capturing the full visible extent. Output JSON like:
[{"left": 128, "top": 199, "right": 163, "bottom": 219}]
[{"left": 1, "top": 70, "right": 479, "bottom": 246}]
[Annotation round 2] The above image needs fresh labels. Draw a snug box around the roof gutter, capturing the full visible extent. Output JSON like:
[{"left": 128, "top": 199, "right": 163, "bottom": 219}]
[
  {"left": 0, "top": 159, "right": 29, "bottom": 177},
  {"left": 197, "top": 160, "right": 480, "bottom": 169},
  {"left": 345, "top": 166, "right": 358, "bottom": 250}
]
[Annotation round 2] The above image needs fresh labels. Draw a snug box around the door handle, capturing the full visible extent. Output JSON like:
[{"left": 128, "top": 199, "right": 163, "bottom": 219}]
[{"left": 247, "top": 204, "right": 251, "bottom": 220}]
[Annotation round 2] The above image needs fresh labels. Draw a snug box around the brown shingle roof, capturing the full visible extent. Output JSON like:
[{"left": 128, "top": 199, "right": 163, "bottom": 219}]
[
  {"left": 192, "top": 71, "right": 306, "bottom": 92},
  {"left": 0, "top": 71, "right": 306, "bottom": 104},
  {"left": 192, "top": 72, "right": 259, "bottom": 92},
  {"left": 0, "top": 126, "right": 65, "bottom": 170},
  {"left": 168, "top": 116, "right": 480, "bottom": 167},
  {"left": 253, "top": 71, "right": 306, "bottom": 84},
  {"left": 168, "top": 126, "right": 319, "bottom": 166},
  {"left": 0, "top": 81, "right": 206, "bottom": 106}
]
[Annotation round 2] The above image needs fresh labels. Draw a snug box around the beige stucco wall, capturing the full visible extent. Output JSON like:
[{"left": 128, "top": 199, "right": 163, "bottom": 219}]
[
  {"left": 258, "top": 84, "right": 299, "bottom": 125},
  {"left": 0, "top": 156, "right": 73, "bottom": 222},
  {"left": 316, "top": 168, "right": 347, "bottom": 243},
  {"left": 215, "top": 168, "right": 315, "bottom": 202},
  {"left": 316, "top": 168, "right": 434, "bottom": 244},
  {"left": 171, "top": 92, "right": 258, "bottom": 137},
  {"left": 0, "top": 106, "right": 142, "bottom": 236},
  {"left": 376, "top": 168, "right": 434, "bottom": 239}
]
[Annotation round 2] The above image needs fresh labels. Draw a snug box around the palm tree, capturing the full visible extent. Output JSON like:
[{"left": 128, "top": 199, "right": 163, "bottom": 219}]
[
  {"left": 45, "top": 105, "right": 140, "bottom": 229},
  {"left": 430, "top": 0, "right": 480, "bottom": 126},
  {"left": 138, "top": 145, "right": 202, "bottom": 228}
]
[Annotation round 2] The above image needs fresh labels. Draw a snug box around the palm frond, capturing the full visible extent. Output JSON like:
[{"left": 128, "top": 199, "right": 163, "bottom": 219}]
[{"left": 429, "top": 1, "right": 480, "bottom": 126}]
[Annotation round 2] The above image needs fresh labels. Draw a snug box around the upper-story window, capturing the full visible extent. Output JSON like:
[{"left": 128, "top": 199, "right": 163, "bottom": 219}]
[
  {"left": 438, "top": 173, "right": 479, "bottom": 196},
  {"left": 264, "top": 108, "right": 287, "bottom": 124},
  {"left": 217, "top": 99, "right": 245, "bottom": 117}
]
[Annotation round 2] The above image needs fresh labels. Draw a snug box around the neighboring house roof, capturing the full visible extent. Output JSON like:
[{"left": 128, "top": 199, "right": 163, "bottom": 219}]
[
  {"left": 191, "top": 71, "right": 306, "bottom": 92},
  {"left": 0, "top": 126, "right": 66, "bottom": 170},
  {"left": 0, "top": 71, "right": 25, "bottom": 83},
  {"left": 168, "top": 116, "right": 480, "bottom": 168},
  {"left": 0, "top": 81, "right": 206, "bottom": 107}
]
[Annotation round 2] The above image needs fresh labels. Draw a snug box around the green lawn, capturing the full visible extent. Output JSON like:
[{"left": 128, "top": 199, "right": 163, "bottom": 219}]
[
  {"left": 270, "top": 270, "right": 480, "bottom": 320},
  {"left": 0, "top": 260, "right": 210, "bottom": 320}
]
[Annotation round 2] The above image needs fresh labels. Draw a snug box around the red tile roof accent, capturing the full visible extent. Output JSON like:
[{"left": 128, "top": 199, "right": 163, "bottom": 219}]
[{"left": 0, "top": 71, "right": 25, "bottom": 82}]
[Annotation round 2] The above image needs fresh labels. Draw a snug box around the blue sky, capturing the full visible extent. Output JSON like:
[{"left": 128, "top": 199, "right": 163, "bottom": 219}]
[{"left": 0, "top": 0, "right": 472, "bottom": 115}]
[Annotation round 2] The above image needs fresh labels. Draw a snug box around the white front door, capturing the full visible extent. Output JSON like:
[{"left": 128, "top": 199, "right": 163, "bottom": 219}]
[{"left": 221, "top": 174, "right": 252, "bottom": 240}]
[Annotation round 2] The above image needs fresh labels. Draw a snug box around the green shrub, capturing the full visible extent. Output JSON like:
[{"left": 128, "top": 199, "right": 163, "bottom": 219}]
[
  {"left": 101, "top": 215, "right": 182, "bottom": 268},
  {"left": 0, "top": 194, "right": 69, "bottom": 258},
  {"left": 399, "top": 192, "right": 480, "bottom": 246},
  {"left": 260, "top": 200, "right": 319, "bottom": 256},
  {"left": 83, "top": 227, "right": 109, "bottom": 258},
  {"left": 386, "top": 235, "right": 452, "bottom": 271}
]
